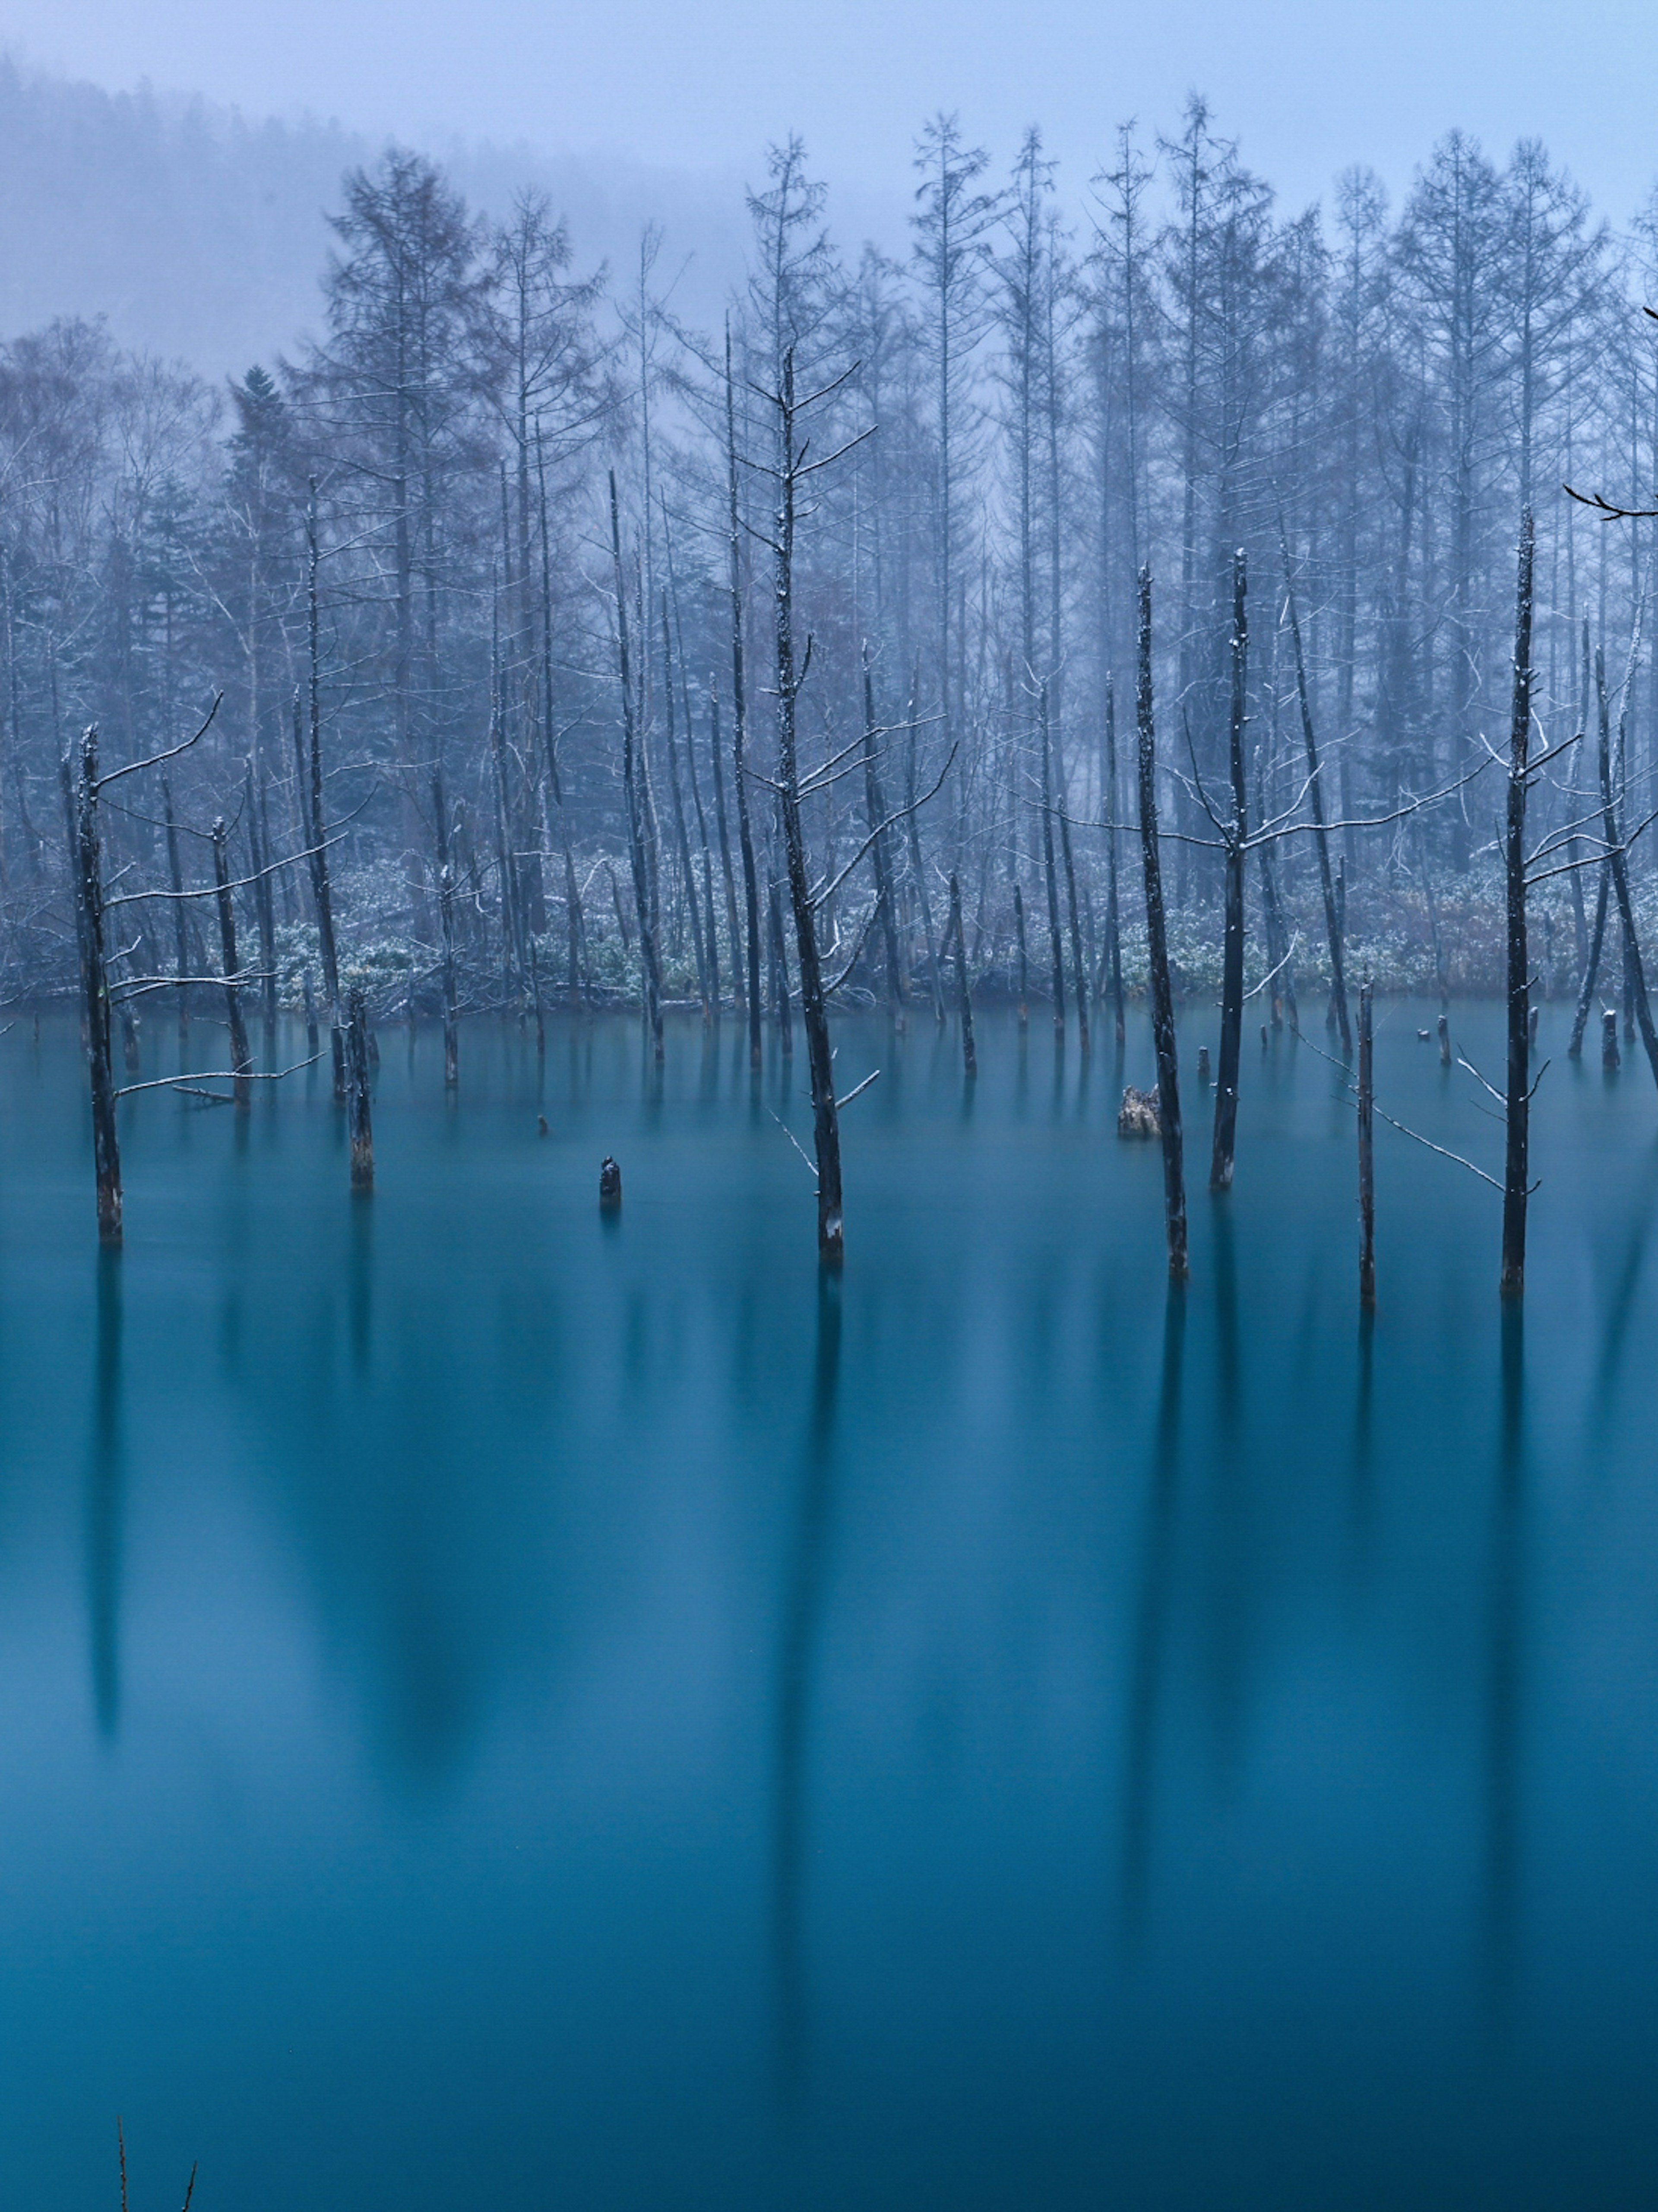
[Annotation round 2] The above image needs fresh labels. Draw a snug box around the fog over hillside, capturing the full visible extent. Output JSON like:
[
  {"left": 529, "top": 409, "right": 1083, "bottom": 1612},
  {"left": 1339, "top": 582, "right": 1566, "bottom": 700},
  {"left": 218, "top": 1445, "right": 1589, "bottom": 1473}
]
[{"left": 0, "top": 57, "right": 885, "bottom": 372}]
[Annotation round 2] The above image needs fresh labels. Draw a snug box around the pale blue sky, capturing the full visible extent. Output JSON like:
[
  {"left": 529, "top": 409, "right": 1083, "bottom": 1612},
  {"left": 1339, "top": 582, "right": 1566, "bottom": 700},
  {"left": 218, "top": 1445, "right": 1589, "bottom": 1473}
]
[{"left": 8, "top": 0, "right": 1658, "bottom": 219}]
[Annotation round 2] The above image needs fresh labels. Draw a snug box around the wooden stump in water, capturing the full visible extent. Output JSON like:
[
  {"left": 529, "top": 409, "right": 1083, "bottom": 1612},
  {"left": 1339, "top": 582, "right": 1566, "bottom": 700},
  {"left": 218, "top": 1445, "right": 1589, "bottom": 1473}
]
[
  {"left": 599, "top": 1155, "right": 623, "bottom": 1208},
  {"left": 1117, "top": 1085, "right": 1161, "bottom": 1139},
  {"left": 1603, "top": 1008, "right": 1621, "bottom": 1070},
  {"left": 1438, "top": 1013, "right": 1452, "bottom": 1066},
  {"left": 1196, "top": 1045, "right": 1211, "bottom": 1086}
]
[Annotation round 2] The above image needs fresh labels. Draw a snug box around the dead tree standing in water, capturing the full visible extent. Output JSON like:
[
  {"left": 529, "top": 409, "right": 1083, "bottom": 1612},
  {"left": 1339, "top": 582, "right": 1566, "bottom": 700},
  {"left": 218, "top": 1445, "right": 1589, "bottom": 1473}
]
[
  {"left": 750, "top": 346, "right": 871, "bottom": 1262},
  {"left": 66, "top": 726, "right": 121, "bottom": 1242},
  {"left": 1100, "top": 675, "right": 1126, "bottom": 1048},
  {"left": 862, "top": 650, "right": 906, "bottom": 1026},
  {"left": 1136, "top": 571, "right": 1187, "bottom": 1281},
  {"left": 1593, "top": 642, "right": 1658, "bottom": 1088},
  {"left": 609, "top": 471, "right": 664, "bottom": 1062},
  {"left": 1038, "top": 678, "right": 1066, "bottom": 1038},
  {"left": 1357, "top": 978, "right": 1376, "bottom": 1306},
  {"left": 211, "top": 817, "right": 253, "bottom": 1111},
  {"left": 346, "top": 984, "right": 374, "bottom": 1190},
  {"left": 727, "top": 323, "right": 763, "bottom": 1070},
  {"left": 948, "top": 870, "right": 976, "bottom": 1076},
  {"left": 1280, "top": 527, "right": 1351, "bottom": 1055},
  {"left": 1210, "top": 547, "right": 1248, "bottom": 1191},
  {"left": 1500, "top": 512, "right": 1535, "bottom": 1301}
]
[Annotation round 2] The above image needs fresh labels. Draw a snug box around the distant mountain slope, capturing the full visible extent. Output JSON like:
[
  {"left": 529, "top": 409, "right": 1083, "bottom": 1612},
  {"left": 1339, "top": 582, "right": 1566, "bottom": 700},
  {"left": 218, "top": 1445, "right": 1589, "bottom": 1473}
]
[{"left": 0, "top": 57, "right": 810, "bottom": 374}]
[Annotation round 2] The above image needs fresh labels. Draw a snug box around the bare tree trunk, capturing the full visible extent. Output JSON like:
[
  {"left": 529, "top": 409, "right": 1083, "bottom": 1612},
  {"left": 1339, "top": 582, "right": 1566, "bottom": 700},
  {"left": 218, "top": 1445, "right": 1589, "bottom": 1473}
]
[
  {"left": 305, "top": 496, "right": 345, "bottom": 1101},
  {"left": 661, "top": 594, "right": 711, "bottom": 1021},
  {"left": 211, "top": 817, "right": 252, "bottom": 1111},
  {"left": 1501, "top": 512, "right": 1535, "bottom": 1301},
  {"left": 862, "top": 652, "right": 906, "bottom": 1025},
  {"left": 948, "top": 869, "right": 976, "bottom": 1076},
  {"left": 1211, "top": 549, "right": 1248, "bottom": 1190},
  {"left": 1358, "top": 976, "right": 1376, "bottom": 1306},
  {"left": 1136, "top": 572, "right": 1187, "bottom": 1281},
  {"left": 433, "top": 767, "right": 460, "bottom": 1086},
  {"left": 609, "top": 471, "right": 664, "bottom": 1061},
  {"left": 1281, "top": 528, "right": 1352, "bottom": 1055},
  {"left": 66, "top": 725, "right": 121, "bottom": 1242},
  {"left": 1013, "top": 881, "right": 1030, "bottom": 1030},
  {"left": 1569, "top": 860, "right": 1611, "bottom": 1058},
  {"left": 768, "top": 861, "right": 794, "bottom": 1060},
  {"left": 769, "top": 349, "right": 843, "bottom": 1263},
  {"left": 161, "top": 773, "right": 190, "bottom": 1037},
  {"left": 1038, "top": 679, "right": 1066, "bottom": 1038},
  {"left": 346, "top": 983, "right": 373, "bottom": 1190},
  {"left": 247, "top": 765, "right": 279, "bottom": 1038},
  {"left": 1101, "top": 675, "right": 1126, "bottom": 1048},
  {"left": 1595, "top": 642, "right": 1658, "bottom": 1087},
  {"left": 709, "top": 688, "right": 744, "bottom": 1019},
  {"left": 726, "top": 326, "right": 763, "bottom": 1071},
  {"left": 1055, "top": 710, "right": 1090, "bottom": 1056}
]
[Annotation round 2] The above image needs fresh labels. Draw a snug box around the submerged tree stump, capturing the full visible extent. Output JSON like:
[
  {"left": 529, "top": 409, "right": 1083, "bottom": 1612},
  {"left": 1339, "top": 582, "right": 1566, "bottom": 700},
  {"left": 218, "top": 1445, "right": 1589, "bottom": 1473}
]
[
  {"left": 599, "top": 1155, "right": 623, "bottom": 1208},
  {"left": 1118, "top": 1086, "right": 1161, "bottom": 1139}
]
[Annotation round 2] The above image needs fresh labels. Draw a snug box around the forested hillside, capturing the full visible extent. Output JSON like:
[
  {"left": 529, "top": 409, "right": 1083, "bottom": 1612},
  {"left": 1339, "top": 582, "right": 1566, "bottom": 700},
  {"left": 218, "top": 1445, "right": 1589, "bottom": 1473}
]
[{"left": 4, "top": 92, "right": 1655, "bottom": 1031}]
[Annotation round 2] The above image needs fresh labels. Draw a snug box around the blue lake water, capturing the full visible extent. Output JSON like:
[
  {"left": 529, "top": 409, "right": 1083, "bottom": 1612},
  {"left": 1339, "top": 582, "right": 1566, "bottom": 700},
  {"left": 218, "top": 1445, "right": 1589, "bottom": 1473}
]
[{"left": 2, "top": 999, "right": 1656, "bottom": 2209}]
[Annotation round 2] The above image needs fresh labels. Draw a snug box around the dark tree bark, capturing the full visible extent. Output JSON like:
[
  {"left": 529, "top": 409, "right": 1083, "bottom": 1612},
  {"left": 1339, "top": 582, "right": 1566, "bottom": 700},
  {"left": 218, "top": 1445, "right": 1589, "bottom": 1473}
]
[
  {"left": 767, "top": 348, "right": 844, "bottom": 1263},
  {"left": 1038, "top": 679, "right": 1066, "bottom": 1038},
  {"left": 862, "top": 652, "right": 906, "bottom": 1025},
  {"left": 1358, "top": 977, "right": 1376, "bottom": 1306},
  {"left": 709, "top": 688, "right": 744, "bottom": 1021},
  {"left": 1280, "top": 529, "right": 1351, "bottom": 1055},
  {"left": 609, "top": 471, "right": 664, "bottom": 1061},
  {"left": 161, "top": 774, "right": 191, "bottom": 1036},
  {"left": 304, "top": 494, "right": 345, "bottom": 1100},
  {"left": 1101, "top": 675, "right": 1126, "bottom": 1048},
  {"left": 1054, "top": 705, "right": 1090, "bottom": 1057},
  {"left": 1136, "top": 571, "right": 1187, "bottom": 1281},
  {"left": 66, "top": 725, "right": 121, "bottom": 1243},
  {"left": 726, "top": 327, "right": 763, "bottom": 1070},
  {"left": 948, "top": 869, "right": 976, "bottom": 1076},
  {"left": 1569, "top": 864, "right": 1610, "bottom": 1059},
  {"left": 1210, "top": 547, "right": 1248, "bottom": 1190},
  {"left": 1594, "top": 643, "right": 1658, "bottom": 1087},
  {"left": 345, "top": 984, "right": 374, "bottom": 1189},
  {"left": 432, "top": 767, "right": 460, "bottom": 1086},
  {"left": 1013, "top": 880, "right": 1030, "bottom": 1029},
  {"left": 1500, "top": 511, "right": 1535, "bottom": 1301},
  {"left": 247, "top": 765, "right": 279, "bottom": 1036},
  {"left": 211, "top": 816, "right": 252, "bottom": 1111}
]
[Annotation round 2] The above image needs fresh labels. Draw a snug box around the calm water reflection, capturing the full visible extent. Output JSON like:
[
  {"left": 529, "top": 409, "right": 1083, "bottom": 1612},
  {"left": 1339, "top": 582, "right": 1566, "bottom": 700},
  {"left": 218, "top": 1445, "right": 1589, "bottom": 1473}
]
[{"left": 0, "top": 1001, "right": 1655, "bottom": 2208}]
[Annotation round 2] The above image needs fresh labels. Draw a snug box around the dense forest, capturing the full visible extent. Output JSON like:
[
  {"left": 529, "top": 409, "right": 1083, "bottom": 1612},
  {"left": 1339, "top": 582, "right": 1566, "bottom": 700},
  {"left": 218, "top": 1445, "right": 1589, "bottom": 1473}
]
[{"left": 3, "top": 99, "right": 1656, "bottom": 1071}]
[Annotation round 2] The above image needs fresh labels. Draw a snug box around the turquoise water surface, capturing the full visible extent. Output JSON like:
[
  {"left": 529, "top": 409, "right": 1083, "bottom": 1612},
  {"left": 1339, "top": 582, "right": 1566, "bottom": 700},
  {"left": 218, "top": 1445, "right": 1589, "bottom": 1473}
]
[{"left": 1, "top": 1001, "right": 1655, "bottom": 2209}]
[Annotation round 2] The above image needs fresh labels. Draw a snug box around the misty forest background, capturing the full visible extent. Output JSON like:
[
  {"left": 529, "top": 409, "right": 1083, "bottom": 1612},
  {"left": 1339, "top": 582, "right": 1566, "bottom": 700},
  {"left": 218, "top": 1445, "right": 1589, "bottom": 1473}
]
[{"left": 2, "top": 59, "right": 1653, "bottom": 1028}]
